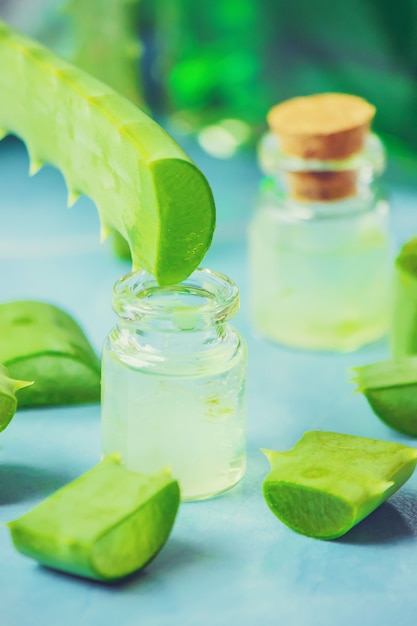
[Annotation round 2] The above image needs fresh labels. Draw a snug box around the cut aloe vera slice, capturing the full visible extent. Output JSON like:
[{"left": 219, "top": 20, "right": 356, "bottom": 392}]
[
  {"left": 0, "top": 301, "right": 100, "bottom": 407},
  {"left": 262, "top": 431, "right": 417, "bottom": 540},
  {"left": 0, "top": 20, "right": 215, "bottom": 285},
  {"left": 8, "top": 457, "right": 180, "bottom": 581},
  {"left": 0, "top": 364, "right": 32, "bottom": 432},
  {"left": 352, "top": 357, "right": 417, "bottom": 436},
  {"left": 391, "top": 238, "right": 417, "bottom": 357}
]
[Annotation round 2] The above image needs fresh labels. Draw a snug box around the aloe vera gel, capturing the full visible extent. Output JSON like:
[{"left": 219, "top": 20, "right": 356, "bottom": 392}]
[
  {"left": 249, "top": 182, "right": 390, "bottom": 351},
  {"left": 101, "top": 269, "right": 247, "bottom": 501}
]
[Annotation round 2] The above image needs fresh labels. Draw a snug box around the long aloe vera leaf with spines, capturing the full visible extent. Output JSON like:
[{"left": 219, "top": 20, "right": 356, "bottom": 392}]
[
  {"left": 0, "top": 301, "right": 100, "bottom": 407},
  {"left": 8, "top": 457, "right": 180, "bottom": 581},
  {"left": 262, "top": 431, "right": 417, "bottom": 539},
  {"left": 64, "top": 0, "right": 143, "bottom": 106},
  {"left": 0, "top": 364, "right": 33, "bottom": 432},
  {"left": 64, "top": 0, "right": 143, "bottom": 261},
  {"left": 0, "top": 20, "right": 215, "bottom": 285},
  {"left": 390, "top": 238, "right": 417, "bottom": 357},
  {"left": 352, "top": 357, "right": 417, "bottom": 436}
]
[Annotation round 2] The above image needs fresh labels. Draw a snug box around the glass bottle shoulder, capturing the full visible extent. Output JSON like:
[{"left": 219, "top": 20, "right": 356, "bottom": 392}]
[{"left": 253, "top": 181, "right": 389, "bottom": 219}]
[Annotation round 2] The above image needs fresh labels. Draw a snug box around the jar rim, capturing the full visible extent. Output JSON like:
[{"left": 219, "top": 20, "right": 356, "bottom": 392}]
[{"left": 113, "top": 267, "right": 240, "bottom": 324}]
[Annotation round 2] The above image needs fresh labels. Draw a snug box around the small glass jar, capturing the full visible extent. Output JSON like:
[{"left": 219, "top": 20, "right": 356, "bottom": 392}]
[
  {"left": 101, "top": 268, "right": 247, "bottom": 501},
  {"left": 248, "top": 132, "right": 391, "bottom": 352}
]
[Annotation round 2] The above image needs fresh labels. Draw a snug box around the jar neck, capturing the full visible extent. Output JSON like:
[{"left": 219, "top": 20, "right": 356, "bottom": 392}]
[
  {"left": 112, "top": 323, "right": 236, "bottom": 372},
  {"left": 109, "top": 268, "right": 242, "bottom": 372},
  {"left": 115, "top": 311, "right": 230, "bottom": 356},
  {"left": 258, "top": 132, "right": 385, "bottom": 203},
  {"left": 113, "top": 267, "right": 239, "bottom": 326}
]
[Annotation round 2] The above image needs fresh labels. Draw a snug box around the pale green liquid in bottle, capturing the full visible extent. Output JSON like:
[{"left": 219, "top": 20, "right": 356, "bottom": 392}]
[
  {"left": 101, "top": 268, "right": 247, "bottom": 501},
  {"left": 249, "top": 195, "right": 391, "bottom": 352},
  {"left": 101, "top": 346, "right": 247, "bottom": 501}
]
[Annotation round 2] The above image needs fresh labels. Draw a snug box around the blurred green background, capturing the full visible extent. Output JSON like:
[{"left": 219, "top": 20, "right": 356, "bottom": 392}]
[{"left": 1, "top": 0, "right": 417, "bottom": 175}]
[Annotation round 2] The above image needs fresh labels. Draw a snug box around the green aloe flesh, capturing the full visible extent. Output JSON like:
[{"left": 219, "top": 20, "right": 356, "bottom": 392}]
[
  {"left": 0, "top": 301, "right": 100, "bottom": 407},
  {"left": 353, "top": 357, "right": 417, "bottom": 436},
  {"left": 262, "top": 431, "right": 417, "bottom": 540},
  {"left": 0, "top": 20, "right": 215, "bottom": 285},
  {"left": 0, "top": 364, "right": 32, "bottom": 432},
  {"left": 391, "top": 238, "right": 417, "bottom": 357},
  {"left": 8, "top": 457, "right": 180, "bottom": 581}
]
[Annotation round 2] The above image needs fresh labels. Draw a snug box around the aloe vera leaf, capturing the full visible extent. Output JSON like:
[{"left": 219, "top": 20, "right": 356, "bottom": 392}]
[
  {"left": 8, "top": 457, "right": 180, "bottom": 581},
  {"left": 64, "top": 0, "right": 143, "bottom": 107},
  {"left": 0, "top": 301, "right": 100, "bottom": 407},
  {"left": 390, "top": 238, "right": 417, "bottom": 357},
  {"left": 111, "top": 230, "right": 132, "bottom": 260},
  {"left": 0, "top": 364, "right": 33, "bottom": 432},
  {"left": 352, "top": 357, "right": 417, "bottom": 436},
  {"left": 0, "top": 20, "right": 216, "bottom": 285},
  {"left": 65, "top": 0, "right": 144, "bottom": 262},
  {"left": 262, "top": 431, "right": 417, "bottom": 539}
]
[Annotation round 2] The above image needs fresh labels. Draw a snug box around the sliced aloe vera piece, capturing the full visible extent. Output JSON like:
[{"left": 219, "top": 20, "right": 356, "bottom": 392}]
[
  {"left": 0, "top": 364, "right": 32, "bottom": 432},
  {"left": 262, "top": 431, "right": 417, "bottom": 539},
  {"left": 0, "top": 20, "right": 215, "bottom": 285},
  {"left": 390, "top": 238, "right": 417, "bottom": 357},
  {"left": 8, "top": 457, "right": 180, "bottom": 581},
  {"left": 0, "top": 301, "right": 100, "bottom": 407},
  {"left": 352, "top": 357, "right": 417, "bottom": 436}
]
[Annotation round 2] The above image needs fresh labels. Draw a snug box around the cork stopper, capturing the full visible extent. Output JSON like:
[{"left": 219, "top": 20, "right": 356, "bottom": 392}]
[
  {"left": 267, "top": 93, "right": 375, "bottom": 160},
  {"left": 267, "top": 93, "right": 376, "bottom": 200}
]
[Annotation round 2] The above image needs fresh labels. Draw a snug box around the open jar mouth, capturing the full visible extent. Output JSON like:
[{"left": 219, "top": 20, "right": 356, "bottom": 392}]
[{"left": 113, "top": 268, "right": 240, "bottom": 328}]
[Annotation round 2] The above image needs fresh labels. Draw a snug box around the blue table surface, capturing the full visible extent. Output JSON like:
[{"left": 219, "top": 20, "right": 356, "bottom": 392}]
[{"left": 1, "top": 136, "right": 417, "bottom": 626}]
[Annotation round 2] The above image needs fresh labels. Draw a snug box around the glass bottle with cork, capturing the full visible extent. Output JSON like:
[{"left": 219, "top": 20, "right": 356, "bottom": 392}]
[{"left": 249, "top": 93, "right": 391, "bottom": 352}]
